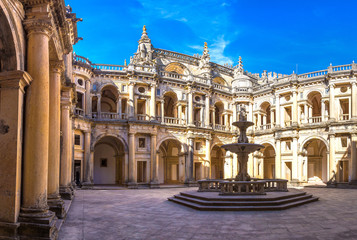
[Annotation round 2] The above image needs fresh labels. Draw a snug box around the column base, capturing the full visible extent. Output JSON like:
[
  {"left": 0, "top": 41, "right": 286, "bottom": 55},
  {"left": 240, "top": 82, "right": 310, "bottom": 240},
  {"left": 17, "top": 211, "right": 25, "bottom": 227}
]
[
  {"left": 59, "top": 185, "right": 74, "bottom": 200},
  {"left": 184, "top": 180, "right": 197, "bottom": 187},
  {"left": 47, "top": 195, "right": 66, "bottom": 219},
  {"left": 150, "top": 181, "right": 160, "bottom": 189},
  {"left": 18, "top": 208, "right": 58, "bottom": 240},
  {"left": 0, "top": 221, "right": 20, "bottom": 240},
  {"left": 127, "top": 182, "right": 138, "bottom": 189},
  {"left": 81, "top": 182, "right": 93, "bottom": 189}
]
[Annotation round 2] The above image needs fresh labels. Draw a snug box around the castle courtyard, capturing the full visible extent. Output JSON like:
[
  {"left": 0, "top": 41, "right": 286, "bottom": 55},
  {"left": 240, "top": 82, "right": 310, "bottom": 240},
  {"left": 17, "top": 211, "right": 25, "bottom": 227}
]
[{"left": 59, "top": 187, "right": 357, "bottom": 240}]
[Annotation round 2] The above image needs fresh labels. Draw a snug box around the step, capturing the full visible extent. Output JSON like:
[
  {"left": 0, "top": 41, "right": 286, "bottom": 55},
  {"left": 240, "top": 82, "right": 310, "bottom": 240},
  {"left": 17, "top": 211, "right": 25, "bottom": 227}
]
[
  {"left": 168, "top": 196, "right": 319, "bottom": 211},
  {"left": 173, "top": 193, "right": 314, "bottom": 206},
  {"left": 180, "top": 191, "right": 306, "bottom": 202}
]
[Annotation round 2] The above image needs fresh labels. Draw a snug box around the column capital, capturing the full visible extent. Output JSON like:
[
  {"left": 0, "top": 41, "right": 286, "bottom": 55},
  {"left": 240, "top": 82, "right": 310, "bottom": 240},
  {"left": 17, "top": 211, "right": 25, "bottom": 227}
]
[
  {"left": 329, "top": 83, "right": 336, "bottom": 88},
  {"left": 0, "top": 70, "right": 32, "bottom": 93},
  {"left": 24, "top": 20, "right": 53, "bottom": 38},
  {"left": 50, "top": 60, "right": 65, "bottom": 73},
  {"left": 351, "top": 81, "right": 357, "bottom": 87}
]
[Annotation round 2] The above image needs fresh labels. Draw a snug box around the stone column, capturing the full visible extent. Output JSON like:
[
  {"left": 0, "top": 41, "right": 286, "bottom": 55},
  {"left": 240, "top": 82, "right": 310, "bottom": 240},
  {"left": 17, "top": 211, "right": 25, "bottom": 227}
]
[
  {"left": 185, "top": 138, "right": 194, "bottom": 184},
  {"left": 0, "top": 71, "right": 31, "bottom": 230},
  {"left": 271, "top": 110, "right": 274, "bottom": 128},
  {"left": 97, "top": 95, "right": 101, "bottom": 117},
  {"left": 349, "top": 134, "right": 357, "bottom": 184},
  {"left": 329, "top": 134, "right": 336, "bottom": 178},
  {"left": 160, "top": 100, "right": 165, "bottom": 123},
  {"left": 212, "top": 110, "right": 216, "bottom": 127},
  {"left": 47, "top": 61, "right": 65, "bottom": 219},
  {"left": 150, "top": 133, "right": 159, "bottom": 187},
  {"left": 232, "top": 103, "right": 237, "bottom": 123},
  {"left": 309, "top": 107, "right": 312, "bottom": 121},
  {"left": 292, "top": 137, "right": 298, "bottom": 180},
  {"left": 85, "top": 80, "right": 91, "bottom": 116},
  {"left": 352, "top": 82, "right": 357, "bottom": 119},
  {"left": 206, "top": 138, "right": 211, "bottom": 178},
  {"left": 205, "top": 94, "right": 210, "bottom": 127},
  {"left": 248, "top": 101, "right": 253, "bottom": 122},
  {"left": 150, "top": 83, "right": 156, "bottom": 121},
  {"left": 275, "top": 139, "right": 281, "bottom": 178},
  {"left": 60, "top": 88, "right": 74, "bottom": 198},
  {"left": 128, "top": 82, "right": 134, "bottom": 120},
  {"left": 292, "top": 90, "right": 298, "bottom": 125},
  {"left": 20, "top": 20, "right": 57, "bottom": 238},
  {"left": 329, "top": 83, "right": 336, "bottom": 121},
  {"left": 82, "top": 131, "right": 92, "bottom": 187},
  {"left": 304, "top": 103, "right": 308, "bottom": 123},
  {"left": 321, "top": 100, "right": 325, "bottom": 121},
  {"left": 188, "top": 88, "right": 194, "bottom": 126},
  {"left": 178, "top": 104, "right": 182, "bottom": 124},
  {"left": 128, "top": 132, "right": 137, "bottom": 187},
  {"left": 117, "top": 97, "right": 122, "bottom": 119},
  {"left": 275, "top": 95, "right": 280, "bottom": 127},
  {"left": 224, "top": 113, "right": 228, "bottom": 130}
]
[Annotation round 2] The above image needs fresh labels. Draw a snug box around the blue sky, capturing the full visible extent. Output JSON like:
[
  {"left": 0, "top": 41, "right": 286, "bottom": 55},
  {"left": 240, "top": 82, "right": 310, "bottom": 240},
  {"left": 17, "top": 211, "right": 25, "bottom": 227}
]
[{"left": 67, "top": 0, "right": 357, "bottom": 75}]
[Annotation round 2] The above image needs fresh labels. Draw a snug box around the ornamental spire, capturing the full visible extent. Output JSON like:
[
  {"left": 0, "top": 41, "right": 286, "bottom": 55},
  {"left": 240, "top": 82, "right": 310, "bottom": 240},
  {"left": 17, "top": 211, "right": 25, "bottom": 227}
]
[{"left": 139, "top": 25, "right": 151, "bottom": 44}]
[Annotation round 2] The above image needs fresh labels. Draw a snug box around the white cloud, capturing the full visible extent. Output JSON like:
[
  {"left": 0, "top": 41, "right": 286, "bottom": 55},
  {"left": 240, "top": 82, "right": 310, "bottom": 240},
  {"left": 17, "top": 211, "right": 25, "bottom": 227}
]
[{"left": 209, "top": 35, "right": 234, "bottom": 65}]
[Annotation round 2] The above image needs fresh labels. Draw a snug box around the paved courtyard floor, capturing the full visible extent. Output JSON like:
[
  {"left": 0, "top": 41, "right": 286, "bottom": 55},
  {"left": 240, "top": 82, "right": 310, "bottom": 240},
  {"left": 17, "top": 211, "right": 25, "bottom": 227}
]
[{"left": 59, "top": 187, "right": 357, "bottom": 240}]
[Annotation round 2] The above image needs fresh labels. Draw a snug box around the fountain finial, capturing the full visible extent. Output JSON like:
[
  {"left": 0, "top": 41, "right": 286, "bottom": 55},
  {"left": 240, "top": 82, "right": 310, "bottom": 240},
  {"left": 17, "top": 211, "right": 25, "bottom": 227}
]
[{"left": 239, "top": 105, "right": 247, "bottom": 122}]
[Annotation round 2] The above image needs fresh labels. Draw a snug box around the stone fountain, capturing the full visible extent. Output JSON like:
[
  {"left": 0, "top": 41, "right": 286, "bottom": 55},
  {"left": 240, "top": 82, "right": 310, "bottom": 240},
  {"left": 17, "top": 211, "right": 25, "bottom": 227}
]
[{"left": 221, "top": 105, "right": 264, "bottom": 182}]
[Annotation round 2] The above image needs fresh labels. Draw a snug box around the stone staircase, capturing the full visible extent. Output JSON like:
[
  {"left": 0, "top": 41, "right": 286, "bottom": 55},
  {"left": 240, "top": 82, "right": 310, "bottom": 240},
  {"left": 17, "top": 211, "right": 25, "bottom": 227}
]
[{"left": 168, "top": 189, "right": 318, "bottom": 211}]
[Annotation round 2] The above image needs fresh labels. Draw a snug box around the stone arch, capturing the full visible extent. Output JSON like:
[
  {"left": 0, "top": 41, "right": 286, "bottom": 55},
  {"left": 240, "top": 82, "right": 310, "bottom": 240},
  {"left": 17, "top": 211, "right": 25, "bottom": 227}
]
[
  {"left": 258, "top": 141, "right": 276, "bottom": 152},
  {"left": 210, "top": 143, "right": 226, "bottom": 179},
  {"left": 300, "top": 136, "right": 329, "bottom": 153},
  {"left": 165, "top": 62, "right": 190, "bottom": 75},
  {"left": 212, "top": 76, "right": 228, "bottom": 86},
  {"left": 0, "top": 2, "right": 23, "bottom": 71},
  {"left": 260, "top": 143, "right": 276, "bottom": 179},
  {"left": 163, "top": 91, "right": 178, "bottom": 117},
  {"left": 100, "top": 84, "right": 119, "bottom": 113},
  {"left": 156, "top": 136, "right": 187, "bottom": 153},
  {"left": 92, "top": 133, "right": 128, "bottom": 153}
]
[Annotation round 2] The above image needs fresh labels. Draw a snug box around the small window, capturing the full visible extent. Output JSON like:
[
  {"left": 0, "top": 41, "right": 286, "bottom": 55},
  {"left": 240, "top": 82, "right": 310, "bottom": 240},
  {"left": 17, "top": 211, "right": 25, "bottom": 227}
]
[
  {"left": 74, "top": 135, "right": 80, "bottom": 145},
  {"left": 195, "top": 142, "right": 202, "bottom": 151},
  {"left": 100, "top": 158, "right": 107, "bottom": 167},
  {"left": 139, "top": 138, "right": 146, "bottom": 148},
  {"left": 182, "top": 93, "right": 186, "bottom": 100},
  {"left": 286, "top": 141, "right": 291, "bottom": 151},
  {"left": 122, "top": 85, "right": 127, "bottom": 92},
  {"left": 78, "top": 79, "right": 83, "bottom": 86},
  {"left": 300, "top": 92, "right": 303, "bottom": 99},
  {"left": 340, "top": 86, "right": 347, "bottom": 93},
  {"left": 138, "top": 87, "right": 145, "bottom": 93},
  {"left": 341, "top": 137, "right": 348, "bottom": 148},
  {"left": 156, "top": 89, "right": 160, "bottom": 96},
  {"left": 195, "top": 96, "right": 201, "bottom": 102}
]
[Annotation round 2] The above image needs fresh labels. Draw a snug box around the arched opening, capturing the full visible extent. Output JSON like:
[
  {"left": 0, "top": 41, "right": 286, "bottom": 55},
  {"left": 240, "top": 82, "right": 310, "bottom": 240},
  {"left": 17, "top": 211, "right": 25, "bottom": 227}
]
[
  {"left": 158, "top": 139, "right": 183, "bottom": 184},
  {"left": 101, "top": 85, "right": 119, "bottom": 113},
  {"left": 213, "top": 77, "right": 227, "bottom": 86},
  {"left": 211, "top": 145, "right": 225, "bottom": 179},
  {"left": 303, "top": 138, "right": 328, "bottom": 183},
  {"left": 164, "top": 91, "right": 178, "bottom": 118},
  {"left": 214, "top": 102, "right": 224, "bottom": 125},
  {"left": 94, "top": 136, "right": 125, "bottom": 185},
  {"left": 262, "top": 144, "right": 275, "bottom": 179},
  {"left": 260, "top": 102, "right": 271, "bottom": 129},
  {"left": 307, "top": 91, "right": 322, "bottom": 123},
  {"left": 165, "top": 62, "right": 188, "bottom": 75},
  {"left": 0, "top": 6, "right": 17, "bottom": 72}
]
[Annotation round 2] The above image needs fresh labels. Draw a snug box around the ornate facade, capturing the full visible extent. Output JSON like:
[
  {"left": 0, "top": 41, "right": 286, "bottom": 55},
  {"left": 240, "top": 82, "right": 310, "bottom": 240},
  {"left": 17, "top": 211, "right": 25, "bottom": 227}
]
[
  {"left": 72, "top": 26, "right": 357, "bottom": 188},
  {"left": 1, "top": 0, "right": 357, "bottom": 239}
]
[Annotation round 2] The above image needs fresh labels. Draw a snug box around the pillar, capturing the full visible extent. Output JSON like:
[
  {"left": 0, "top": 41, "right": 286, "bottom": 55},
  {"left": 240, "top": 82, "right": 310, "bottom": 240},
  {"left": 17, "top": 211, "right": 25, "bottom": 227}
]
[
  {"left": 309, "top": 106, "right": 312, "bottom": 122},
  {"left": 205, "top": 94, "right": 210, "bottom": 127},
  {"left": 270, "top": 110, "right": 274, "bottom": 128},
  {"left": 47, "top": 61, "right": 65, "bottom": 218},
  {"left": 128, "top": 82, "right": 134, "bottom": 120},
  {"left": 206, "top": 139, "right": 211, "bottom": 179},
  {"left": 0, "top": 71, "right": 31, "bottom": 234},
  {"left": 150, "top": 133, "right": 159, "bottom": 186},
  {"left": 97, "top": 95, "right": 101, "bottom": 117},
  {"left": 212, "top": 110, "right": 215, "bottom": 127},
  {"left": 85, "top": 80, "right": 91, "bottom": 116},
  {"left": 188, "top": 88, "right": 193, "bottom": 125},
  {"left": 128, "top": 132, "right": 137, "bottom": 187},
  {"left": 321, "top": 100, "right": 325, "bottom": 121},
  {"left": 60, "top": 88, "right": 74, "bottom": 198},
  {"left": 178, "top": 104, "right": 182, "bottom": 124},
  {"left": 185, "top": 138, "right": 194, "bottom": 184},
  {"left": 232, "top": 103, "right": 237, "bottom": 123},
  {"left": 349, "top": 134, "right": 357, "bottom": 184},
  {"left": 304, "top": 104, "right": 308, "bottom": 123},
  {"left": 224, "top": 113, "right": 228, "bottom": 129},
  {"left": 20, "top": 19, "right": 57, "bottom": 238},
  {"left": 292, "top": 90, "right": 298, "bottom": 125},
  {"left": 352, "top": 82, "right": 357, "bottom": 119},
  {"left": 82, "top": 131, "right": 92, "bottom": 187},
  {"left": 329, "top": 84, "right": 336, "bottom": 121},
  {"left": 150, "top": 83, "right": 156, "bottom": 121},
  {"left": 275, "top": 139, "right": 281, "bottom": 178},
  {"left": 275, "top": 95, "right": 280, "bottom": 127},
  {"left": 248, "top": 101, "right": 253, "bottom": 122},
  {"left": 292, "top": 137, "right": 298, "bottom": 180},
  {"left": 117, "top": 97, "right": 122, "bottom": 119},
  {"left": 160, "top": 100, "right": 164, "bottom": 123},
  {"left": 329, "top": 134, "right": 336, "bottom": 178}
]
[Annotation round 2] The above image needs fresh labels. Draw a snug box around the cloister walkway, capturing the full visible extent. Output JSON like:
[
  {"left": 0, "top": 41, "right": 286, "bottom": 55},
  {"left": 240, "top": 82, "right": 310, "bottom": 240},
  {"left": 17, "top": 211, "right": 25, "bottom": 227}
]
[{"left": 59, "top": 187, "right": 357, "bottom": 240}]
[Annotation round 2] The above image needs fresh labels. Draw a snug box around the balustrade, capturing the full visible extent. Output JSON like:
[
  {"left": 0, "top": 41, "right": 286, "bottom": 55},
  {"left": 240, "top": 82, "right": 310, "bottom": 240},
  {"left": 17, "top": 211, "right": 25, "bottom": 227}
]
[
  {"left": 308, "top": 116, "right": 322, "bottom": 123},
  {"left": 99, "top": 112, "right": 120, "bottom": 120},
  {"left": 263, "top": 179, "right": 288, "bottom": 192},
  {"left": 284, "top": 120, "right": 292, "bottom": 127},
  {"left": 194, "top": 120, "right": 202, "bottom": 127},
  {"left": 220, "top": 181, "right": 266, "bottom": 195},
  {"left": 214, "top": 124, "right": 225, "bottom": 131},
  {"left": 136, "top": 114, "right": 149, "bottom": 121},
  {"left": 339, "top": 114, "right": 350, "bottom": 121},
  {"left": 164, "top": 117, "right": 181, "bottom": 125},
  {"left": 197, "top": 180, "right": 222, "bottom": 192},
  {"left": 75, "top": 108, "right": 84, "bottom": 116}
]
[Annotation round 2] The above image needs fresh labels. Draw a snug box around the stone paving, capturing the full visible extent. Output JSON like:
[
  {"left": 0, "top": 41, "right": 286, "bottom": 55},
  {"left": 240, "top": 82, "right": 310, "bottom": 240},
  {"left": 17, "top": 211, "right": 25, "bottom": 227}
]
[{"left": 59, "top": 187, "right": 357, "bottom": 240}]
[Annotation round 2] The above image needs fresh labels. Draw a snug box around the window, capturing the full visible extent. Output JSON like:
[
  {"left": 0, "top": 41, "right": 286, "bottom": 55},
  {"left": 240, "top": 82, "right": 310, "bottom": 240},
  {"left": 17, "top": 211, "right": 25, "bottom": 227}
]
[
  {"left": 138, "top": 87, "right": 145, "bottom": 93},
  {"left": 122, "top": 85, "right": 127, "bottom": 92},
  {"left": 341, "top": 137, "right": 348, "bottom": 148},
  {"left": 286, "top": 141, "right": 291, "bottom": 151},
  {"left": 300, "top": 92, "right": 303, "bottom": 99},
  {"left": 77, "top": 79, "right": 83, "bottom": 86},
  {"left": 74, "top": 135, "right": 80, "bottom": 145},
  {"left": 100, "top": 158, "right": 107, "bottom": 167},
  {"left": 156, "top": 89, "right": 160, "bottom": 96},
  {"left": 195, "top": 142, "right": 202, "bottom": 151},
  {"left": 182, "top": 93, "right": 186, "bottom": 100},
  {"left": 139, "top": 138, "right": 146, "bottom": 148},
  {"left": 195, "top": 96, "right": 201, "bottom": 102}
]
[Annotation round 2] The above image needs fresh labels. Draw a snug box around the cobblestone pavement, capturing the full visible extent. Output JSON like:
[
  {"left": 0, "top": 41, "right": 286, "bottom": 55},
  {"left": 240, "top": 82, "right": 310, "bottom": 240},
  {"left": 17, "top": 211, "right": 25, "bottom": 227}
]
[{"left": 58, "top": 187, "right": 357, "bottom": 240}]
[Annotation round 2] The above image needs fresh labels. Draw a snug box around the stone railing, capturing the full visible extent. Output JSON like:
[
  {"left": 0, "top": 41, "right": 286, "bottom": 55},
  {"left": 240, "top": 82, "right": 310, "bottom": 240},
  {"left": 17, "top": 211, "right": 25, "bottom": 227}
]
[
  {"left": 284, "top": 120, "right": 292, "bottom": 127},
  {"left": 220, "top": 181, "right": 266, "bottom": 195},
  {"left": 233, "top": 87, "right": 250, "bottom": 93},
  {"left": 160, "top": 71, "right": 184, "bottom": 80},
  {"left": 298, "top": 70, "right": 328, "bottom": 80},
  {"left": 214, "top": 124, "right": 225, "bottom": 131},
  {"left": 194, "top": 120, "right": 202, "bottom": 127},
  {"left": 121, "top": 113, "right": 128, "bottom": 120},
  {"left": 197, "top": 180, "right": 222, "bottom": 192},
  {"left": 332, "top": 64, "right": 352, "bottom": 72},
  {"left": 154, "top": 48, "right": 200, "bottom": 64},
  {"left": 256, "top": 123, "right": 272, "bottom": 131},
  {"left": 308, "top": 116, "right": 322, "bottom": 124},
  {"left": 99, "top": 112, "right": 120, "bottom": 120},
  {"left": 263, "top": 179, "right": 288, "bottom": 192},
  {"left": 136, "top": 114, "right": 149, "bottom": 121},
  {"left": 213, "top": 83, "right": 231, "bottom": 93},
  {"left": 92, "top": 64, "right": 125, "bottom": 71},
  {"left": 339, "top": 114, "right": 350, "bottom": 121},
  {"left": 75, "top": 108, "right": 84, "bottom": 116},
  {"left": 164, "top": 117, "right": 181, "bottom": 125}
]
